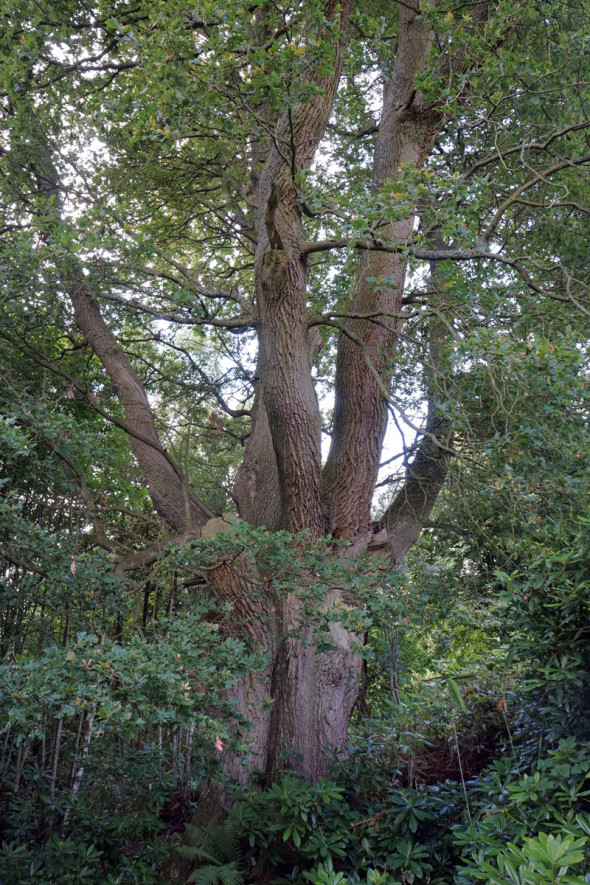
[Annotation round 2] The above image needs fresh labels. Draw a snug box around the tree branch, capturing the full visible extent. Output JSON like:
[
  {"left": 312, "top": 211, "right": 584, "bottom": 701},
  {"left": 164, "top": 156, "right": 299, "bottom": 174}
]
[{"left": 0, "top": 328, "right": 214, "bottom": 525}]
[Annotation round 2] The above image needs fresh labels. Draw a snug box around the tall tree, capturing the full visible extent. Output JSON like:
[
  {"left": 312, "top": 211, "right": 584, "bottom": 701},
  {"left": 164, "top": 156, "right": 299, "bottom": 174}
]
[{"left": 2, "top": 0, "right": 590, "bottom": 844}]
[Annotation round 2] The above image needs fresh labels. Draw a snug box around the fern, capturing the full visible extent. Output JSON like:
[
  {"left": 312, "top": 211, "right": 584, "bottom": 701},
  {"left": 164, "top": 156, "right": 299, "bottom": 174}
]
[
  {"left": 177, "top": 821, "right": 245, "bottom": 885},
  {"left": 189, "top": 863, "right": 244, "bottom": 885}
]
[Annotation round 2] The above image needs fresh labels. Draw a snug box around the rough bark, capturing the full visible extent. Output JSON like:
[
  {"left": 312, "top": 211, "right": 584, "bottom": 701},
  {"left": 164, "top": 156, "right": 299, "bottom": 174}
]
[
  {"left": 323, "top": 5, "right": 441, "bottom": 540},
  {"left": 246, "top": 0, "right": 352, "bottom": 535},
  {"left": 197, "top": 520, "right": 361, "bottom": 788},
  {"left": 233, "top": 329, "right": 324, "bottom": 529},
  {"left": 232, "top": 3, "right": 289, "bottom": 531},
  {"left": 264, "top": 587, "right": 361, "bottom": 783},
  {"left": 256, "top": 236, "right": 324, "bottom": 535},
  {"left": 206, "top": 564, "right": 277, "bottom": 784},
  {"left": 200, "top": 539, "right": 361, "bottom": 788},
  {"left": 66, "top": 272, "right": 214, "bottom": 533}
]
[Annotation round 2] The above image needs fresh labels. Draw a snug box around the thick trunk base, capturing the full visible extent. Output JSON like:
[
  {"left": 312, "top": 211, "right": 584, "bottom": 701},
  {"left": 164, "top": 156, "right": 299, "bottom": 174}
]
[{"left": 161, "top": 589, "right": 361, "bottom": 882}]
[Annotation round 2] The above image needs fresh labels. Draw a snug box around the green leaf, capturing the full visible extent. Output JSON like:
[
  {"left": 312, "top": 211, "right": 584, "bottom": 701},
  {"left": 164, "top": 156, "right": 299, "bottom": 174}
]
[{"left": 447, "top": 678, "right": 467, "bottom": 712}]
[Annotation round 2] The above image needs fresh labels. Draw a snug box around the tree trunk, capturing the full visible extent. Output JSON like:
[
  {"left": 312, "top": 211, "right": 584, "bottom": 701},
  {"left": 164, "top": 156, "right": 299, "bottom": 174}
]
[
  {"left": 245, "top": 0, "right": 353, "bottom": 536},
  {"left": 264, "top": 587, "right": 362, "bottom": 783},
  {"left": 161, "top": 531, "right": 361, "bottom": 883},
  {"left": 323, "top": 4, "right": 441, "bottom": 542},
  {"left": 200, "top": 521, "right": 362, "bottom": 786},
  {"left": 65, "top": 269, "right": 214, "bottom": 533}
]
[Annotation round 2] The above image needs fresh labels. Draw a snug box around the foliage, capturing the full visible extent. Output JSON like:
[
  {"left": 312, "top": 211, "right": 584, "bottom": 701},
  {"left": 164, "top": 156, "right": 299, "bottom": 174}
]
[
  {"left": 1, "top": 0, "right": 590, "bottom": 881},
  {"left": 216, "top": 717, "right": 590, "bottom": 885},
  {"left": 455, "top": 739, "right": 590, "bottom": 884},
  {"left": 178, "top": 822, "right": 244, "bottom": 885},
  {"left": 227, "top": 759, "right": 463, "bottom": 883},
  {"left": 0, "top": 589, "right": 259, "bottom": 882}
]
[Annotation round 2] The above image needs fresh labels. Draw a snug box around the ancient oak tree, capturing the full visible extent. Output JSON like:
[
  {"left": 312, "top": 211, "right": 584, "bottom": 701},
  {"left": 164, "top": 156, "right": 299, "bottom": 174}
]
[{"left": 2, "top": 0, "right": 590, "bottom": 822}]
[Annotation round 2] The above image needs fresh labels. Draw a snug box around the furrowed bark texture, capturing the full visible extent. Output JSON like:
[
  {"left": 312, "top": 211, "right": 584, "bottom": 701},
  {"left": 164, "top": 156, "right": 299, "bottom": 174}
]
[
  {"left": 323, "top": 5, "right": 441, "bottom": 541},
  {"left": 246, "top": 0, "right": 353, "bottom": 536},
  {"left": 195, "top": 520, "right": 361, "bottom": 790},
  {"left": 206, "top": 564, "right": 277, "bottom": 783},
  {"left": 66, "top": 275, "right": 213, "bottom": 533},
  {"left": 264, "top": 588, "right": 362, "bottom": 783},
  {"left": 257, "top": 240, "right": 323, "bottom": 535},
  {"left": 233, "top": 4, "right": 288, "bottom": 531}
]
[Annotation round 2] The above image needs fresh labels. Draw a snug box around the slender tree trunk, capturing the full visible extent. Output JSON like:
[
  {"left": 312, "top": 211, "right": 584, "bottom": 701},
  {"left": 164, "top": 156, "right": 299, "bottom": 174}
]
[
  {"left": 66, "top": 270, "right": 213, "bottom": 533},
  {"left": 233, "top": 389, "right": 285, "bottom": 529},
  {"left": 385, "top": 237, "right": 455, "bottom": 562},
  {"left": 248, "top": 0, "right": 353, "bottom": 535}
]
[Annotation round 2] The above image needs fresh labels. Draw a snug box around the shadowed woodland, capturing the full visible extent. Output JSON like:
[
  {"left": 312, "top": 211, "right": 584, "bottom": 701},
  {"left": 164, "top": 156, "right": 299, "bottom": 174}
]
[{"left": 2, "top": 0, "right": 590, "bottom": 882}]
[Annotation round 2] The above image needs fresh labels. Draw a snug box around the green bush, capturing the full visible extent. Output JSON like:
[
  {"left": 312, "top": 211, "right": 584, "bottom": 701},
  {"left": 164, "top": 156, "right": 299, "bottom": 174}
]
[
  {"left": 455, "top": 738, "right": 590, "bottom": 884},
  {"left": 226, "top": 745, "right": 465, "bottom": 884}
]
